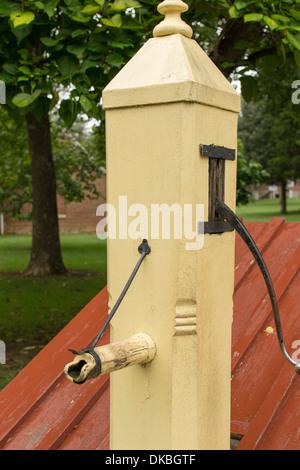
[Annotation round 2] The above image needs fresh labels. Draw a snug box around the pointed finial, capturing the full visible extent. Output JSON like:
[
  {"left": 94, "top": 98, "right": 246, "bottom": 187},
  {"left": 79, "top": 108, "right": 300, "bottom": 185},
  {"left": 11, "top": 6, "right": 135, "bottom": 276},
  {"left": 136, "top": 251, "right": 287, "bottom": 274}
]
[{"left": 153, "top": 0, "right": 193, "bottom": 38}]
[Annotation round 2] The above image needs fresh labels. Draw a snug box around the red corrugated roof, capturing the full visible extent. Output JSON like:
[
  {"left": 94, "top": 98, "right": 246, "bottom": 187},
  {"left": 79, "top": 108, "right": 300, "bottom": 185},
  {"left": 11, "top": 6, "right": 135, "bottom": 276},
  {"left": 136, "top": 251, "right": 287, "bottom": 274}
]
[
  {"left": 232, "top": 218, "right": 300, "bottom": 450},
  {"left": 0, "top": 218, "right": 299, "bottom": 450}
]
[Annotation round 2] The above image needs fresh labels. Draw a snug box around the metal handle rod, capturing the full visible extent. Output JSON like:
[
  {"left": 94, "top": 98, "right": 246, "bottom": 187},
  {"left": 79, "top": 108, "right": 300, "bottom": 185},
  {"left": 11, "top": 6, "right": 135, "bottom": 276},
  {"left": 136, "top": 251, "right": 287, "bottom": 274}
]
[
  {"left": 215, "top": 198, "right": 299, "bottom": 373},
  {"left": 90, "top": 239, "right": 151, "bottom": 348}
]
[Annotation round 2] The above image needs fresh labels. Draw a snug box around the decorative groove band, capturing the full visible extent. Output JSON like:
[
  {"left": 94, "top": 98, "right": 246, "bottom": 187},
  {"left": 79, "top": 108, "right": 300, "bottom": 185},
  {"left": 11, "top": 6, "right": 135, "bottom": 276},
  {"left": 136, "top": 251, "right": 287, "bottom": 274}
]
[{"left": 174, "top": 299, "right": 197, "bottom": 336}]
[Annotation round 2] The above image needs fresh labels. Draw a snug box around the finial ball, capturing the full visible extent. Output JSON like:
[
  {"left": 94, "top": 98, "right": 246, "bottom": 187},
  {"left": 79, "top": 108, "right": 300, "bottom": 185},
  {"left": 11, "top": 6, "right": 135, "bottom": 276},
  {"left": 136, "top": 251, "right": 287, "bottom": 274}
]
[{"left": 153, "top": 0, "right": 193, "bottom": 39}]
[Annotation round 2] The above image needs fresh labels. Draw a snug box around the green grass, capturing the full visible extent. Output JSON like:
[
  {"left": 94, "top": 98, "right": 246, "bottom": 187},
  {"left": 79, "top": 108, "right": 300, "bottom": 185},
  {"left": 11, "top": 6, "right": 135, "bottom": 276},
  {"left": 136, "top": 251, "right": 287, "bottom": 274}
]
[
  {"left": 0, "top": 275, "right": 105, "bottom": 342},
  {"left": 236, "top": 198, "right": 300, "bottom": 222},
  {"left": 0, "top": 234, "right": 107, "bottom": 390},
  {"left": 0, "top": 233, "right": 107, "bottom": 273}
]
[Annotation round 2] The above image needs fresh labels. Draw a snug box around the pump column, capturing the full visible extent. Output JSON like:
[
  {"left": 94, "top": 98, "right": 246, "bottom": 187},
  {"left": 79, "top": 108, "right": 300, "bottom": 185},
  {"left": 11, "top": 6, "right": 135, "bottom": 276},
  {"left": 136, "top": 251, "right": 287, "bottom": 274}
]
[{"left": 102, "top": 0, "right": 240, "bottom": 450}]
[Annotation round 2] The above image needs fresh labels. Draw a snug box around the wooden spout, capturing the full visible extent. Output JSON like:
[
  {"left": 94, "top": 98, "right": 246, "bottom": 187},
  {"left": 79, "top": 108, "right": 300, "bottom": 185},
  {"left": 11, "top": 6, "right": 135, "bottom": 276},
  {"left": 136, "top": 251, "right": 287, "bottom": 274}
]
[{"left": 64, "top": 333, "right": 156, "bottom": 385}]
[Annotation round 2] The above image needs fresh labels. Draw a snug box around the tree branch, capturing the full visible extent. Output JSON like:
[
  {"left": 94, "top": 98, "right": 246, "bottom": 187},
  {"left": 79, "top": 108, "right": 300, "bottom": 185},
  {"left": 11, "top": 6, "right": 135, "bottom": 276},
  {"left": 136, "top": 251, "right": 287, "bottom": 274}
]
[{"left": 210, "top": 17, "right": 264, "bottom": 77}]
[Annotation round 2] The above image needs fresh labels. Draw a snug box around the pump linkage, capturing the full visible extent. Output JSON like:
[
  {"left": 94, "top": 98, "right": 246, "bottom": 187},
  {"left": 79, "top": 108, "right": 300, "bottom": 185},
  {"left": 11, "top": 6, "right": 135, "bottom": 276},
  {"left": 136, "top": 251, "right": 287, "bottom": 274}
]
[{"left": 65, "top": 239, "right": 152, "bottom": 384}]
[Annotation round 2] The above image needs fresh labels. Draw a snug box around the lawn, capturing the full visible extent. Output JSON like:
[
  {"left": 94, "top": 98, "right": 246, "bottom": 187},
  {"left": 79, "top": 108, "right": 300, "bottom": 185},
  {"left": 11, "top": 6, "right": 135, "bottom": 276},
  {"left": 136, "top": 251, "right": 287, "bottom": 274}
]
[
  {"left": 236, "top": 198, "right": 300, "bottom": 222},
  {"left": 0, "top": 234, "right": 107, "bottom": 390}
]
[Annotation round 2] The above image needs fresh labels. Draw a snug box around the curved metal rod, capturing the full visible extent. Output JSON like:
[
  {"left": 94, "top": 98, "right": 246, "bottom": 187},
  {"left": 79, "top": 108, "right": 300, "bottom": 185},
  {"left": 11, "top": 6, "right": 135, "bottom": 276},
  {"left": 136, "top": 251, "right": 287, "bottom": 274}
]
[{"left": 215, "top": 198, "right": 300, "bottom": 374}]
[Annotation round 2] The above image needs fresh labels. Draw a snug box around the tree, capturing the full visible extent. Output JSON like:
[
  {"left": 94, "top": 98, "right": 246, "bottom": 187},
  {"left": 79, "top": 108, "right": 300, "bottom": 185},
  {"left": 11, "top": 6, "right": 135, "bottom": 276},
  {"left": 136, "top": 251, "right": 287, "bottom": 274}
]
[
  {"left": 236, "top": 138, "right": 269, "bottom": 206},
  {"left": 186, "top": 0, "right": 300, "bottom": 82},
  {"left": 238, "top": 63, "right": 300, "bottom": 214},
  {"left": 0, "top": 106, "right": 32, "bottom": 217},
  {"left": 0, "top": 106, "right": 105, "bottom": 218},
  {"left": 0, "top": 0, "right": 299, "bottom": 274},
  {"left": 0, "top": 0, "right": 148, "bottom": 275},
  {"left": 52, "top": 115, "right": 106, "bottom": 203}
]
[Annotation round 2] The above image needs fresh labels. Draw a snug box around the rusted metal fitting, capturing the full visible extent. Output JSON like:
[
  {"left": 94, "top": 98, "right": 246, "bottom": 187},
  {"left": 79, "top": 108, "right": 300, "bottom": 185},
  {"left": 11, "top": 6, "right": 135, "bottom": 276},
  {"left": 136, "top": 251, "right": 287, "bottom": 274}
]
[{"left": 64, "top": 333, "right": 156, "bottom": 385}]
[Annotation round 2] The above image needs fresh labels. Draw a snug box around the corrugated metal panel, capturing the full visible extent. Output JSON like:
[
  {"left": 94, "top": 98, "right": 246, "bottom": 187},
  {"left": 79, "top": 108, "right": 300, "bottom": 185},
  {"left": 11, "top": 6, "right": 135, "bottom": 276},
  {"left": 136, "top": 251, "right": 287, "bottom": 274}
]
[
  {"left": 0, "top": 218, "right": 299, "bottom": 450},
  {"left": 232, "top": 218, "right": 300, "bottom": 450}
]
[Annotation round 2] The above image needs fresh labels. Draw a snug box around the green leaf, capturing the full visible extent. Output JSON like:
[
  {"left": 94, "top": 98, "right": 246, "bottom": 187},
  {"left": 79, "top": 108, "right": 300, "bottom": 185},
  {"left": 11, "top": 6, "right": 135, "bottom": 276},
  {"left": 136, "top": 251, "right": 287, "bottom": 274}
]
[
  {"left": 255, "top": 54, "right": 280, "bottom": 71},
  {"left": 86, "top": 40, "right": 105, "bottom": 52},
  {"left": 43, "top": 0, "right": 59, "bottom": 18},
  {"left": 263, "top": 16, "right": 279, "bottom": 31},
  {"left": 221, "top": 61, "right": 236, "bottom": 69},
  {"left": 17, "top": 76, "right": 30, "bottom": 82},
  {"left": 107, "top": 40, "right": 133, "bottom": 49},
  {"left": 34, "top": 1, "right": 44, "bottom": 9},
  {"left": 81, "top": 4, "right": 100, "bottom": 14},
  {"left": 244, "top": 13, "right": 264, "bottom": 23},
  {"left": 271, "top": 14, "right": 291, "bottom": 24},
  {"left": 101, "top": 14, "right": 122, "bottom": 27},
  {"left": 106, "top": 52, "right": 124, "bottom": 67},
  {"left": 18, "top": 66, "right": 31, "bottom": 75},
  {"left": 71, "top": 13, "right": 91, "bottom": 23},
  {"left": 59, "top": 99, "right": 79, "bottom": 127},
  {"left": 57, "top": 55, "right": 80, "bottom": 77},
  {"left": 71, "top": 29, "right": 87, "bottom": 38},
  {"left": 10, "top": 11, "right": 35, "bottom": 29},
  {"left": 11, "top": 25, "right": 32, "bottom": 44},
  {"left": 12, "top": 90, "right": 41, "bottom": 108},
  {"left": 234, "top": 0, "right": 247, "bottom": 10},
  {"left": 80, "top": 95, "right": 92, "bottom": 112},
  {"left": 66, "top": 44, "right": 86, "bottom": 58},
  {"left": 228, "top": 5, "right": 239, "bottom": 18},
  {"left": 80, "top": 59, "right": 97, "bottom": 71},
  {"left": 288, "top": 8, "right": 300, "bottom": 21},
  {"left": 240, "top": 76, "right": 259, "bottom": 103},
  {"left": 125, "top": 0, "right": 142, "bottom": 6},
  {"left": 30, "top": 96, "right": 50, "bottom": 122},
  {"left": 41, "top": 36, "right": 59, "bottom": 46},
  {"left": 294, "top": 50, "right": 300, "bottom": 68},
  {"left": 3, "top": 63, "right": 18, "bottom": 75},
  {"left": 0, "top": 0, "right": 12, "bottom": 16},
  {"left": 285, "top": 31, "right": 300, "bottom": 51},
  {"left": 113, "top": 0, "right": 141, "bottom": 9},
  {"left": 18, "top": 75, "right": 30, "bottom": 82}
]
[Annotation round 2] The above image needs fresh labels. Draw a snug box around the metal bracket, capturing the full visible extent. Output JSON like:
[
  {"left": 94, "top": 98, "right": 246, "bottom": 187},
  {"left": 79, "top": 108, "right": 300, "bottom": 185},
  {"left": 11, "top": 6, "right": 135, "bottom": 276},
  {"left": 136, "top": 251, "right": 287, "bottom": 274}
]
[
  {"left": 203, "top": 221, "right": 234, "bottom": 235},
  {"left": 199, "top": 144, "right": 236, "bottom": 161},
  {"left": 199, "top": 144, "right": 236, "bottom": 235}
]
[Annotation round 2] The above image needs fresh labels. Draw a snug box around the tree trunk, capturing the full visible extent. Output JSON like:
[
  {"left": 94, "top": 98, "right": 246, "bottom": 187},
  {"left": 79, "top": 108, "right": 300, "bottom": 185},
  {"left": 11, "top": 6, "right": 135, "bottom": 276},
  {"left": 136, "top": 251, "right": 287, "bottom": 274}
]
[
  {"left": 24, "top": 112, "right": 67, "bottom": 276},
  {"left": 280, "top": 180, "right": 287, "bottom": 215}
]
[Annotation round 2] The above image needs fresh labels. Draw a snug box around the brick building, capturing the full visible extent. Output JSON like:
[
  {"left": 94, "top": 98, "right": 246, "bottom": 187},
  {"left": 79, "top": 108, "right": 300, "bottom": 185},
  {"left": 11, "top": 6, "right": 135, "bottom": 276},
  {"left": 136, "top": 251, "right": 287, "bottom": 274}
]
[{"left": 1, "top": 177, "right": 106, "bottom": 235}]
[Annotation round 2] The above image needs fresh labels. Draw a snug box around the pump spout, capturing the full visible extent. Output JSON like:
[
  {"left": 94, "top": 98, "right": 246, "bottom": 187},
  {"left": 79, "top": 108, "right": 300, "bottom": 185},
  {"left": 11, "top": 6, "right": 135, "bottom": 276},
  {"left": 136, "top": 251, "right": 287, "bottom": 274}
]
[{"left": 64, "top": 333, "right": 156, "bottom": 385}]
